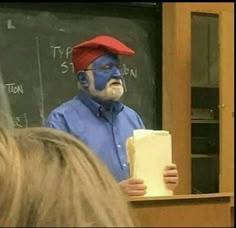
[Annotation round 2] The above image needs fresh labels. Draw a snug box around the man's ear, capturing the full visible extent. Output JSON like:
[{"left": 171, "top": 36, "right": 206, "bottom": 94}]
[{"left": 76, "top": 72, "right": 88, "bottom": 87}]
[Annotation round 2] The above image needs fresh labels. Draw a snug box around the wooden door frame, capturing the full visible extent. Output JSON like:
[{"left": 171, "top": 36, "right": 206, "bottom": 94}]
[{"left": 162, "top": 3, "right": 234, "bottom": 194}]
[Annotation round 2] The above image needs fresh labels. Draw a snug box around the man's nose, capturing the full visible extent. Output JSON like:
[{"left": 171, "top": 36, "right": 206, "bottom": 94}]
[{"left": 111, "top": 67, "right": 122, "bottom": 78}]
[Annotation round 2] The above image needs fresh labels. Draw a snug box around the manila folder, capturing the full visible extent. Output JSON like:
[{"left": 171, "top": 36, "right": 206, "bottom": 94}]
[{"left": 126, "top": 129, "right": 173, "bottom": 197}]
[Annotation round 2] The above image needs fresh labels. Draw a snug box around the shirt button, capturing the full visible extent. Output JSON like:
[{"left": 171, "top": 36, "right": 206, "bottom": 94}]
[
  {"left": 123, "top": 163, "right": 127, "bottom": 167},
  {"left": 117, "top": 144, "right": 121, "bottom": 148}
]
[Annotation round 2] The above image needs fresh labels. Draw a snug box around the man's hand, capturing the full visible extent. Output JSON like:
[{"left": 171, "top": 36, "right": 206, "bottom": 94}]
[
  {"left": 163, "top": 163, "right": 179, "bottom": 191},
  {"left": 120, "top": 164, "right": 178, "bottom": 197},
  {"left": 119, "top": 177, "right": 147, "bottom": 197}
]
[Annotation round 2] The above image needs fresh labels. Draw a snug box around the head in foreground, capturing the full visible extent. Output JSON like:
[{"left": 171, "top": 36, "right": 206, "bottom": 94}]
[{"left": 0, "top": 127, "right": 135, "bottom": 227}]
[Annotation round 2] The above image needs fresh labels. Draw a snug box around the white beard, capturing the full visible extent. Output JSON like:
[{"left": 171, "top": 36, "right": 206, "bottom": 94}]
[{"left": 87, "top": 74, "right": 124, "bottom": 101}]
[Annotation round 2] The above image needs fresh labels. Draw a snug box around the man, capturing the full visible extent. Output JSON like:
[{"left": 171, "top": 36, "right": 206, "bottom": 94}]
[{"left": 44, "top": 35, "right": 178, "bottom": 196}]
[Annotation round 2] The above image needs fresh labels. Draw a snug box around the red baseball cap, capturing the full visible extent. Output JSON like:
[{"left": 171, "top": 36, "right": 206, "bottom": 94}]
[{"left": 72, "top": 35, "right": 135, "bottom": 73}]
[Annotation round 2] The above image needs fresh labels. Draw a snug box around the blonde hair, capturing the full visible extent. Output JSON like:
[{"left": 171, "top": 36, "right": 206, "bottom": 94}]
[{"left": 0, "top": 127, "right": 135, "bottom": 227}]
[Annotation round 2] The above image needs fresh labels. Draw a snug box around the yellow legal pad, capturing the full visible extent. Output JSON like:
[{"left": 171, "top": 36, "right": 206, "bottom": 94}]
[{"left": 126, "top": 129, "right": 173, "bottom": 197}]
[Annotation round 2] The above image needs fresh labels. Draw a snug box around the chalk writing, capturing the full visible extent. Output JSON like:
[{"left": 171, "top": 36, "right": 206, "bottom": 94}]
[
  {"left": 122, "top": 78, "right": 128, "bottom": 92},
  {"left": 50, "top": 46, "right": 72, "bottom": 59},
  {"left": 4, "top": 83, "right": 24, "bottom": 94},
  {"left": 35, "top": 36, "right": 45, "bottom": 125},
  {"left": 61, "top": 61, "right": 74, "bottom": 74},
  {"left": 50, "top": 45, "right": 74, "bottom": 74},
  {"left": 12, "top": 113, "right": 28, "bottom": 128},
  {"left": 7, "top": 19, "right": 16, "bottom": 29},
  {"left": 49, "top": 46, "right": 139, "bottom": 77},
  {"left": 122, "top": 64, "right": 138, "bottom": 78}
]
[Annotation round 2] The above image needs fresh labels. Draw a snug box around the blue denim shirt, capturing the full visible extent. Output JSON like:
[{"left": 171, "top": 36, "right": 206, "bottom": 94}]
[{"left": 44, "top": 92, "right": 145, "bottom": 182}]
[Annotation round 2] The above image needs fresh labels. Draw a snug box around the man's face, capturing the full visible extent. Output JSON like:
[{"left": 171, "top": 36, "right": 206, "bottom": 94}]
[{"left": 86, "top": 54, "right": 124, "bottom": 101}]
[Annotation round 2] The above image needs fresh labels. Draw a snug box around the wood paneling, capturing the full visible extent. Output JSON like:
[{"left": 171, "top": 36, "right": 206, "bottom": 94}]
[
  {"left": 163, "top": 3, "right": 234, "bottom": 194},
  {"left": 130, "top": 193, "right": 233, "bottom": 227},
  {"left": 219, "top": 10, "right": 234, "bottom": 192},
  {"left": 163, "top": 3, "right": 191, "bottom": 194}
]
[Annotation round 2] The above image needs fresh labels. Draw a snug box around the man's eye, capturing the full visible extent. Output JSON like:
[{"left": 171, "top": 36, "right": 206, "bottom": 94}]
[
  {"left": 105, "top": 65, "right": 111, "bottom": 70},
  {"left": 99, "top": 64, "right": 111, "bottom": 70}
]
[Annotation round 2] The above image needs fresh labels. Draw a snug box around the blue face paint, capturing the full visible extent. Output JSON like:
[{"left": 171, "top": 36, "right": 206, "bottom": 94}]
[{"left": 90, "top": 54, "right": 123, "bottom": 91}]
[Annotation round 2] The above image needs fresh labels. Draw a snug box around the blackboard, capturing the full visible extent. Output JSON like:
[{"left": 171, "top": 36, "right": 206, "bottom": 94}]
[{"left": 0, "top": 3, "right": 162, "bottom": 129}]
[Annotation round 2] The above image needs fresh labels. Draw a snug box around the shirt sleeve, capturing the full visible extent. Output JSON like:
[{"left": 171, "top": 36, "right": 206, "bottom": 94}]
[
  {"left": 137, "top": 113, "right": 146, "bottom": 129},
  {"left": 44, "top": 111, "right": 70, "bottom": 133}
]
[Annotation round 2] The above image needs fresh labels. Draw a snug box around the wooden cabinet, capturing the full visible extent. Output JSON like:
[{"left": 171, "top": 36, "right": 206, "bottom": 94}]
[{"left": 163, "top": 3, "right": 234, "bottom": 194}]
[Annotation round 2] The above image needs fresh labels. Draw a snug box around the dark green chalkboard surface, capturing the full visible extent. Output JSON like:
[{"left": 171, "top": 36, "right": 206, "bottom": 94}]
[{"left": 0, "top": 3, "right": 162, "bottom": 129}]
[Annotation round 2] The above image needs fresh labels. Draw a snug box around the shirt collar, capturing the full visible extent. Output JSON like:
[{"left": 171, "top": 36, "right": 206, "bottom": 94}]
[{"left": 78, "top": 91, "right": 124, "bottom": 117}]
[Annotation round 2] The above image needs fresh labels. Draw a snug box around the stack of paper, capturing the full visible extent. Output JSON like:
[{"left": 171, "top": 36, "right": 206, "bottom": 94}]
[{"left": 126, "top": 129, "right": 173, "bottom": 197}]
